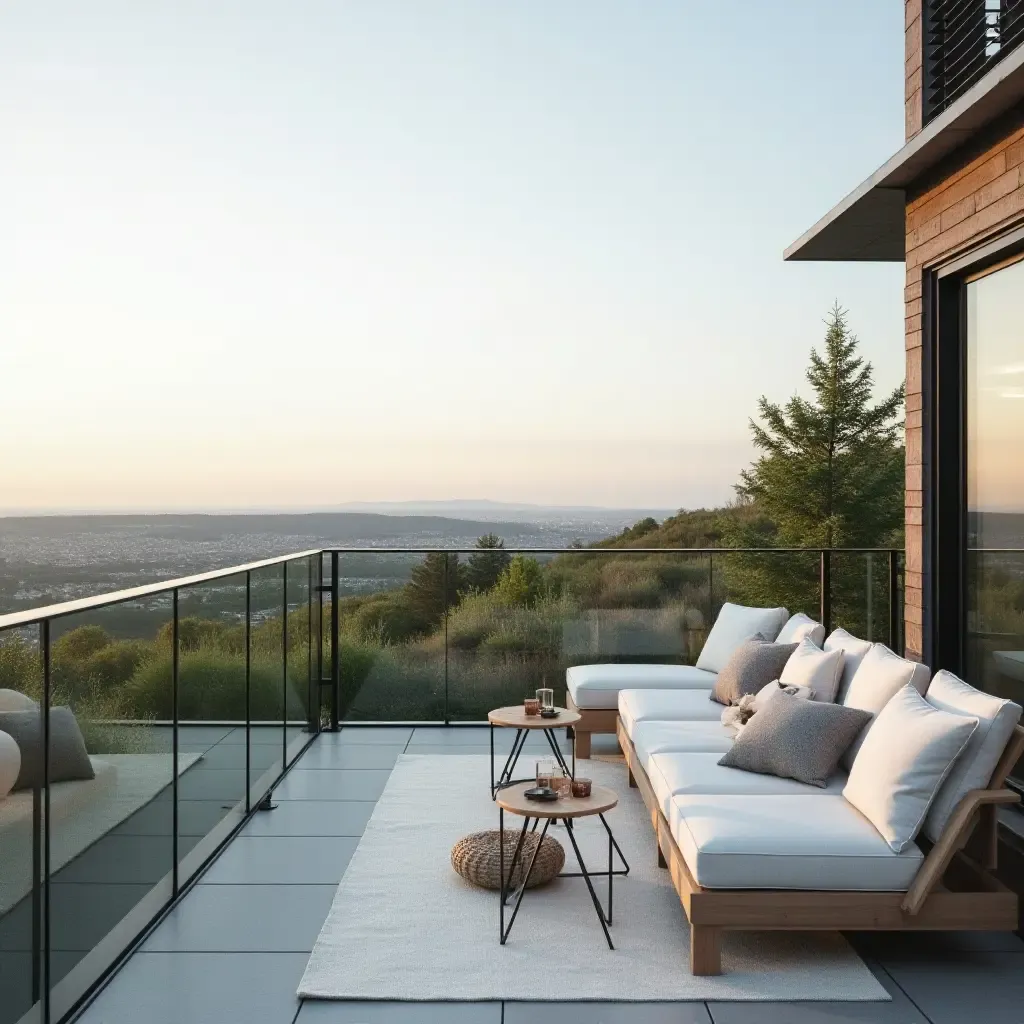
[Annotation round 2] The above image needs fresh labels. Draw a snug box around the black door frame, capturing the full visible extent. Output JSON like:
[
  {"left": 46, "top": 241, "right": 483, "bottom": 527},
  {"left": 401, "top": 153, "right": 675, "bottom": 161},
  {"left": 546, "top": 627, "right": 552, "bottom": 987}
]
[{"left": 925, "top": 225, "right": 1024, "bottom": 673}]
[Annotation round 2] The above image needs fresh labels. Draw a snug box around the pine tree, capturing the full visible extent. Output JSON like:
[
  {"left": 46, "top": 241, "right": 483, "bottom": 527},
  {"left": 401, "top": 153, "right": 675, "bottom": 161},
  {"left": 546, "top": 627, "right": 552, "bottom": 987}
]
[
  {"left": 725, "top": 304, "right": 905, "bottom": 627},
  {"left": 404, "top": 553, "right": 461, "bottom": 624},
  {"left": 463, "top": 534, "right": 511, "bottom": 593}
]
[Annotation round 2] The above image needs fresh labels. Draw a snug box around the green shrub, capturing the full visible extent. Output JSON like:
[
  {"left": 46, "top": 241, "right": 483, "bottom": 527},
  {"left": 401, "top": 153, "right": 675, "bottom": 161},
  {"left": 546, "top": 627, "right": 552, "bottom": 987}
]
[
  {"left": 52, "top": 624, "right": 112, "bottom": 663},
  {"left": 0, "top": 634, "right": 39, "bottom": 695},
  {"left": 79, "top": 639, "right": 152, "bottom": 688}
]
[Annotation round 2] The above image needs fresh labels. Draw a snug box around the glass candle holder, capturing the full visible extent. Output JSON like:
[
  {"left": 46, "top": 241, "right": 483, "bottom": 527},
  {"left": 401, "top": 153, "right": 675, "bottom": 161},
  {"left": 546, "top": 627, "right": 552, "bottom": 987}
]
[
  {"left": 536, "top": 687, "right": 554, "bottom": 712},
  {"left": 571, "top": 777, "right": 592, "bottom": 798},
  {"left": 535, "top": 758, "right": 557, "bottom": 790},
  {"left": 524, "top": 697, "right": 540, "bottom": 716},
  {"left": 551, "top": 767, "right": 571, "bottom": 799}
]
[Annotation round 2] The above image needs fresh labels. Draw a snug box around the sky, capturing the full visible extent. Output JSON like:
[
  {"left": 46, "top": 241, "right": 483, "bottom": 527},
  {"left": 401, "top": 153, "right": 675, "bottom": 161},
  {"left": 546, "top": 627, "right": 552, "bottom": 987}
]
[{"left": 0, "top": 1, "right": 908, "bottom": 513}]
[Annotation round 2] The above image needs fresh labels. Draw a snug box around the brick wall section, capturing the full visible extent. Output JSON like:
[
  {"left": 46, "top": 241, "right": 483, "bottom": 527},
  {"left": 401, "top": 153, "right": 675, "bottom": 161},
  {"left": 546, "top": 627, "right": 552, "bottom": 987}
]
[
  {"left": 903, "top": 126, "right": 1024, "bottom": 659},
  {"left": 907, "top": 0, "right": 923, "bottom": 140}
]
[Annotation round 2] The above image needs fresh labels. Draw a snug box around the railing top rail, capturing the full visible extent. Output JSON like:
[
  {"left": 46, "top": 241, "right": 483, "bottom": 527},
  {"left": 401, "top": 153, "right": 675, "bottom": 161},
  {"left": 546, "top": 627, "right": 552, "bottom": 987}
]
[
  {"left": 322, "top": 546, "right": 904, "bottom": 555},
  {"left": 0, "top": 545, "right": 905, "bottom": 632},
  {"left": 0, "top": 548, "right": 322, "bottom": 631}
]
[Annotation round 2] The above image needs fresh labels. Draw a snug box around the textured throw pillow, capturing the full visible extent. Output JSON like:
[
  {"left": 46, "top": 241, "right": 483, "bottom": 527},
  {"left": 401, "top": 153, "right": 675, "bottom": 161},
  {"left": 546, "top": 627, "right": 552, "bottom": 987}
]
[
  {"left": 695, "top": 603, "right": 789, "bottom": 673},
  {"left": 0, "top": 707, "right": 95, "bottom": 791},
  {"left": 839, "top": 644, "right": 932, "bottom": 769},
  {"left": 776, "top": 612, "right": 826, "bottom": 647},
  {"left": 0, "top": 690, "right": 38, "bottom": 714},
  {"left": 844, "top": 684, "right": 977, "bottom": 853},
  {"left": 923, "top": 670, "right": 1022, "bottom": 841},
  {"left": 710, "top": 639, "right": 798, "bottom": 706},
  {"left": 753, "top": 679, "right": 813, "bottom": 710},
  {"left": 718, "top": 691, "right": 871, "bottom": 788},
  {"left": 778, "top": 637, "right": 844, "bottom": 703}
]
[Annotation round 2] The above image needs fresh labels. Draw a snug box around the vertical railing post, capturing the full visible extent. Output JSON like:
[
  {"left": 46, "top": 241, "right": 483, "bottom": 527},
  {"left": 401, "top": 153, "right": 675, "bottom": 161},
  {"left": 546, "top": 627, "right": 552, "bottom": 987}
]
[
  {"left": 31, "top": 623, "right": 42, "bottom": 1014},
  {"left": 282, "top": 561, "right": 288, "bottom": 769},
  {"left": 820, "top": 550, "right": 832, "bottom": 636},
  {"left": 330, "top": 551, "right": 340, "bottom": 731},
  {"left": 41, "top": 619, "right": 51, "bottom": 1024},
  {"left": 866, "top": 552, "right": 874, "bottom": 642},
  {"left": 889, "top": 549, "right": 901, "bottom": 653},
  {"left": 171, "top": 589, "right": 179, "bottom": 896},
  {"left": 707, "top": 553, "right": 714, "bottom": 626},
  {"left": 245, "top": 572, "right": 251, "bottom": 813},
  {"left": 443, "top": 554, "right": 450, "bottom": 726},
  {"left": 307, "top": 556, "right": 317, "bottom": 733}
]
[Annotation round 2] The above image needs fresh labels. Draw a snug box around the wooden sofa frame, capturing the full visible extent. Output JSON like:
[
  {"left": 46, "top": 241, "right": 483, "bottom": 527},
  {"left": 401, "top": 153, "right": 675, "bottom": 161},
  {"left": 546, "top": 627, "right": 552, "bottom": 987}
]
[
  {"left": 617, "top": 716, "right": 1024, "bottom": 976},
  {"left": 566, "top": 691, "right": 618, "bottom": 759}
]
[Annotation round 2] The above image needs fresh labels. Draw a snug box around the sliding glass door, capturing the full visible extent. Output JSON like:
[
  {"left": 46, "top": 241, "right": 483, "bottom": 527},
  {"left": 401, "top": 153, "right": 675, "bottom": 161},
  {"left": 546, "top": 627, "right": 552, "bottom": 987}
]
[{"left": 965, "top": 256, "right": 1024, "bottom": 713}]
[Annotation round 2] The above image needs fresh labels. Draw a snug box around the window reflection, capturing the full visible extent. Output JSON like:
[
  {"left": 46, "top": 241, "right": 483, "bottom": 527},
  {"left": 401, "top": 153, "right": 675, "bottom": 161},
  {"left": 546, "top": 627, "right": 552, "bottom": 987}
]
[{"left": 966, "top": 257, "right": 1024, "bottom": 726}]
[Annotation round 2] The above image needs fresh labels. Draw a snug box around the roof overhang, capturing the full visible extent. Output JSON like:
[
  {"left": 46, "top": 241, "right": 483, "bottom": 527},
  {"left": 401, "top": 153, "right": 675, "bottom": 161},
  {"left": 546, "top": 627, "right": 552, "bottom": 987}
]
[{"left": 785, "top": 43, "right": 1024, "bottom": 262}]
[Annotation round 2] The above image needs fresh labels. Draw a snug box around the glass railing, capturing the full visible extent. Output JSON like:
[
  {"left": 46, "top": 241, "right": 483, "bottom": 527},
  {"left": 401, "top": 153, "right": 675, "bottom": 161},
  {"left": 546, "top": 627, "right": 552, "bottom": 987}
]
[
  {"left": 327, "top": 547, "right": 904, "bottom": 723},
  {"left": 0, "top": 543, "right": 903, "bottom": 1023},
  {"left": 0, "top": 551, "right": 320, "bottom": 1024}
]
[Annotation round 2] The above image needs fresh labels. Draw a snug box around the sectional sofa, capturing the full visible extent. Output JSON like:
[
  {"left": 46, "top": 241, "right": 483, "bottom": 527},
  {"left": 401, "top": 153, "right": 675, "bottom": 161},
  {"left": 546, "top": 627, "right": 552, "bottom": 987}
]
[{"left": 566, "top": 604, "right": 1024, "bottom": 975}]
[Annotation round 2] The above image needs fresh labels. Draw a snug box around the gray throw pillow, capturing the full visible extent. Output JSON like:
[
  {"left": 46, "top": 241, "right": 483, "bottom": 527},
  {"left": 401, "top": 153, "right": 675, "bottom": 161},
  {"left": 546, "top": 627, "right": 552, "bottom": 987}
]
[
  {"left": 710, "top": 638, "right": 798, "bottom": 705},
  {"left": 718, "top": 691, "right": 872, "bottom": 787},
  {"left": 0, "top": 707, "right": 95, "bottom": 791}
]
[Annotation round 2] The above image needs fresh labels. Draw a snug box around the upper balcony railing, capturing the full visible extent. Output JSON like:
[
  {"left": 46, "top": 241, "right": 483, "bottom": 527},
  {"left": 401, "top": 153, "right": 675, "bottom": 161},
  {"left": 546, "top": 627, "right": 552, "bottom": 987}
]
[{"left": 924, "top": 0, "right": 1024, "bottom": 124}]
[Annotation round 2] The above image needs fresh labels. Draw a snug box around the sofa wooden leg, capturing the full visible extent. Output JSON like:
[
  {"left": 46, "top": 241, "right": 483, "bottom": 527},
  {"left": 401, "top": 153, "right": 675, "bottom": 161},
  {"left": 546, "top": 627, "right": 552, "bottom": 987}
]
[
  {"left": 628, "top": 767, "right": 638, "bottom": 788},
  {"left": 575, "top": 730, "right": 591, "bottom": 760},
  {"left": 690, "top": 925, "right": 722, "bottom": 976},
  {"left": 657, "top": 844, "right": 667, "bottom": 869}
]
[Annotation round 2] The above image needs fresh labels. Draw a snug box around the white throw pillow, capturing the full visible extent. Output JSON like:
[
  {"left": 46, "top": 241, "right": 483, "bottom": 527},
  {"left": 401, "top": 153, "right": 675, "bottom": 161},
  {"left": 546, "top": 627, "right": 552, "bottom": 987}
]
[
  {"left": 844, "top": 685, "right": 977, "bottom": 853},
  {"left": 753, "top": 679, "right": 813, "bottom": 710},
  {"left": 695, "top": 603, "right": 789, "bottom": 673},
  {"left": 923, "top": 670, "right": 1022, "bottom": 841},
  {"left": 776, "top": 612, "right": 825, "bottom": 647},
  {"left": 0, "top": 730, "right": 21, "bottom": 800},
  {"left": 823, "top": 628, "right": 873, "bottom": 702},
  {"left": 0, "top": 690, "right": 38, "bottom": 714},
  {"left": 840, "top": 644, "right": 932, "bottom": 769},
  {"left": 779, "top": 637, "right": 844, "bottom": 703}
]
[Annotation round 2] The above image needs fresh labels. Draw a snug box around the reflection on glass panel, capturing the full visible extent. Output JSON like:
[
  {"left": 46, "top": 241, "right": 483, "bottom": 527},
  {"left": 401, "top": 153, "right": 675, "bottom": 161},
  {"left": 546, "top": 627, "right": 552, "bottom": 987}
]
[
  {"left": 42, "top": 596, "right": 174, "bottom": 997},
  {"left": 966, "top": 258, "right": 1024, "bottom": 748},
  {"left": 175, "top": 575, "right": 247, "bottom": 869},
  {"left": 249, "top": 566, "right": 285, "bottom": 792},
  {"left": 286, "top": 558, "right": 313, "bottom": 759},
  {"left": 0, "top": 625, "right": 41, "bottom": 1024}
]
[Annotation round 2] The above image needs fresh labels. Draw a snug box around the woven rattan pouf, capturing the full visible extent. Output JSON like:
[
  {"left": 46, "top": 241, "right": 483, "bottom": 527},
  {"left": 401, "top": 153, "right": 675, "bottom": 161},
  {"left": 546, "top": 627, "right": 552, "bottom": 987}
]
[{"left": 451, "top": 829, "right": 565, "bottom": 890}]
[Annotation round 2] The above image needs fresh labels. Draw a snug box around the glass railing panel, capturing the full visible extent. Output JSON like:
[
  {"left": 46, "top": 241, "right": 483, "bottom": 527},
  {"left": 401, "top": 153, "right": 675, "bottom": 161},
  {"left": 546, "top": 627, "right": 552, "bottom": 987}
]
[
  {"left": 285, "top": 556, "right": 314, "bottom": 761},
  {"left": 175, "top": 574, "right": 248, "bottom": 876},
  {"left": 713, "top": 549, "right": 820, "bottom": 624},
  {"left": 827, "top": 551, "right": 897, "bottom": 646},
  {"left": 338, "top": 552, "right": 448, "bottom": 721},
  {"left": 248, "top": 565, "right": 285, "bottom": 796},
  {"left": 41, "top": 596, "right": 174, "bottom": 1000},
  {"left": 0, "top": 624, "right": 43, "bottom": 1024}
]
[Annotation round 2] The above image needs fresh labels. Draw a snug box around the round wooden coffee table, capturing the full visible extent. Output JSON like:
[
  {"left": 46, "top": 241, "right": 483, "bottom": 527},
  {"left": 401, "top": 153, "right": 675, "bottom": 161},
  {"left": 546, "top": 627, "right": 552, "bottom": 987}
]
[
  {"left": 487, "top": 705, "right": 582, "bottom": 799},
  {"left": 495, "top": 781, "right": 625, "bottom": 949}
]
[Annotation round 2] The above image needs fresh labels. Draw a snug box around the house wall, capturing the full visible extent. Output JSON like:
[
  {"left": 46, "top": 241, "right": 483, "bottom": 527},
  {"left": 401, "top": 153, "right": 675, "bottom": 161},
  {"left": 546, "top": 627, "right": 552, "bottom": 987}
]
[{"left": 903, "top": 115, "right": 1024, "bottom": 659}]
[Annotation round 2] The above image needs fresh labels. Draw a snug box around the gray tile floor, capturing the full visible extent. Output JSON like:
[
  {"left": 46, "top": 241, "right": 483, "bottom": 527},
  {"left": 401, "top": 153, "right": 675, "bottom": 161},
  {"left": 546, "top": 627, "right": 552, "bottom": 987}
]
[{"left": 72, "top": 727, "right": 1024, "bottom": 1024}]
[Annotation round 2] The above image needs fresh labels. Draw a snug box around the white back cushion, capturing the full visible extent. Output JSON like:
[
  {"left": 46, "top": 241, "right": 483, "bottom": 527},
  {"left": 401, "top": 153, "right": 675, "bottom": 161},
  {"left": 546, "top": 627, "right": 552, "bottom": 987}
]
[
  {"left": 923, "top": 670, "right": 1022, "bottom": 841},
  {"left": 840, "top": 644, "right": 932, "bottom": 768},
  {"left": 0, "top": 730, "right": 21, "bottom": 800},
  {"left": 0, "top": 690, "right": 38, "bottom": 714},
  {"left": 776, "top": 613, "right": 826, "bottom": 648},
  {"left": 844, "top": 685, "right": 977, "bottom": 853},
  {"left": 824, "top": 628, "right": 873, "bottom": 702},
  {"left": 779, "top": 638, "right": 844, "bottom": 703},
  {"left": 695, "top": 603, "right": 789, "bottom": 673}
]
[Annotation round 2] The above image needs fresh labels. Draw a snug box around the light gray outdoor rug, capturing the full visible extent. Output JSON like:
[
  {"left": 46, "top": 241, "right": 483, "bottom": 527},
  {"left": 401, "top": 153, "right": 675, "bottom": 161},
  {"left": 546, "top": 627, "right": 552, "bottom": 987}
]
[{"left": 299, "top": 754, "right": 890, "bottom": 1002}]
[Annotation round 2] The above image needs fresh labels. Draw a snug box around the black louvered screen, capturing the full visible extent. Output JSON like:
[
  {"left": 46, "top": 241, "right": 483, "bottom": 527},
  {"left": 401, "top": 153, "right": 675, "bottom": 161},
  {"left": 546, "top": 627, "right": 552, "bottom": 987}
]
[{"left": 924, "top": 0, "right": 1024, "bottom": 123}]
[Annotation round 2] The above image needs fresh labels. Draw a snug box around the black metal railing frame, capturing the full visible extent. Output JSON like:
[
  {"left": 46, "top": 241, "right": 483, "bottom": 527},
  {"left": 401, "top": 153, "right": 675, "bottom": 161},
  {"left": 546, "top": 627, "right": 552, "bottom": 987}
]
[{"left": 0, "top": 549, "right": 322, "bottom": 1024}]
